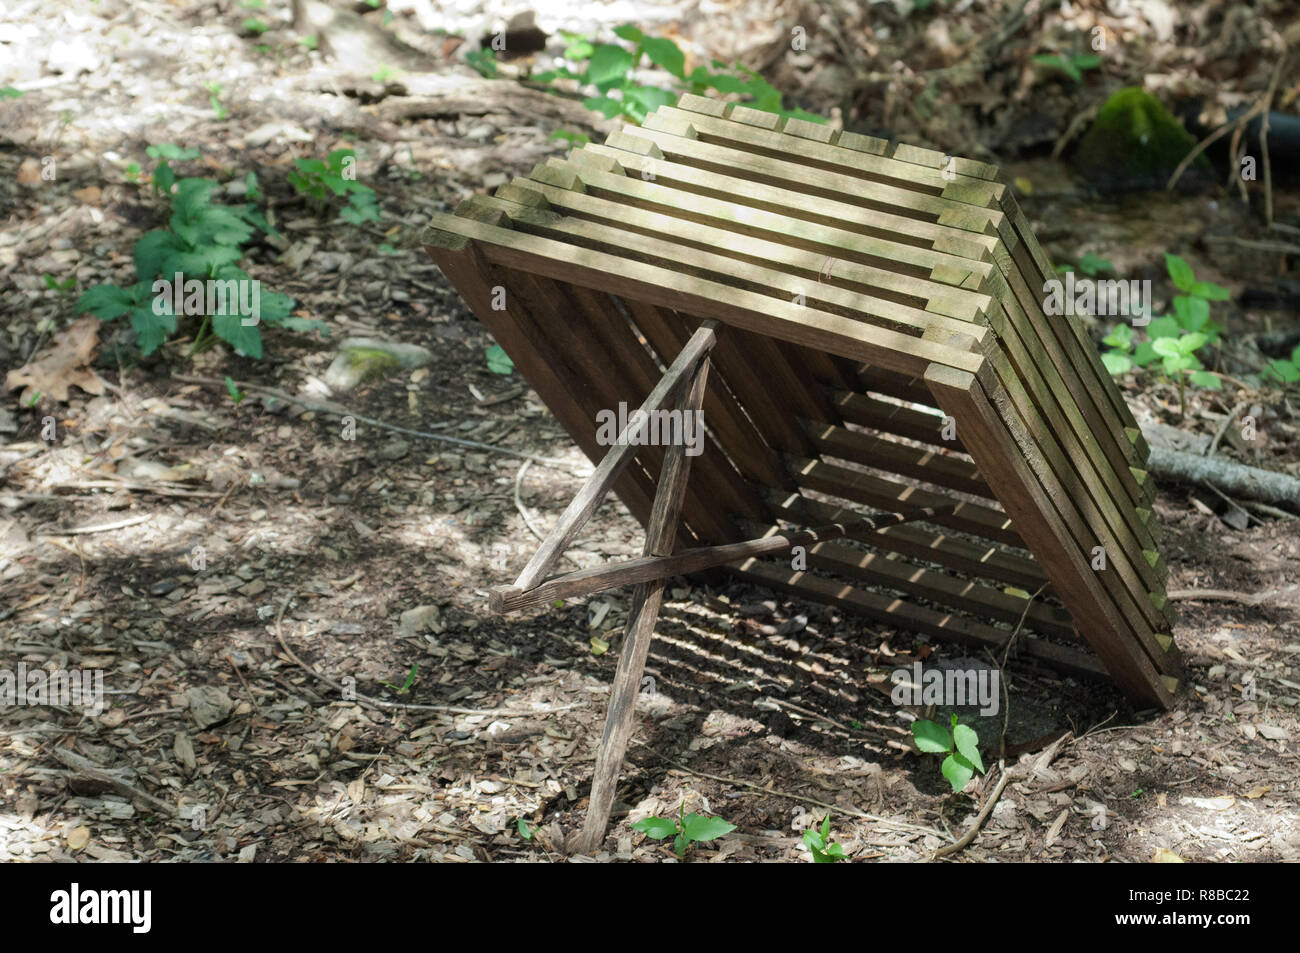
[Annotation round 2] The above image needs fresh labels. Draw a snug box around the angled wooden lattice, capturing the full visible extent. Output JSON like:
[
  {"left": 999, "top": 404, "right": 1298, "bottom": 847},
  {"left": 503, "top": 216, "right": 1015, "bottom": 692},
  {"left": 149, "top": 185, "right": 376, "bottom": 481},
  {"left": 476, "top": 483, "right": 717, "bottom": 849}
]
[{"left": 425, "top": 92, "right": 1181, "bottom": 850}]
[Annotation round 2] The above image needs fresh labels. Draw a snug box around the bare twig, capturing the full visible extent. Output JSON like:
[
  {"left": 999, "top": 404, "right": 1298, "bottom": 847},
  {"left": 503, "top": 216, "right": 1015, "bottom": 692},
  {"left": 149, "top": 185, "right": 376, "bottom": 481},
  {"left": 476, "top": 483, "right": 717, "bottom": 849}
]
[
  {"left": 932, "top": 761, "right": 1014, "bottom": 859},
  {"left": 1207, "top": 403, "right": 1247, "bottom": 457},
  {"left": 513, "top": 460, "right": 547, "bottom": 542},
  {"left": 171, "top": 374, "right": 586, "bottom": 474}
]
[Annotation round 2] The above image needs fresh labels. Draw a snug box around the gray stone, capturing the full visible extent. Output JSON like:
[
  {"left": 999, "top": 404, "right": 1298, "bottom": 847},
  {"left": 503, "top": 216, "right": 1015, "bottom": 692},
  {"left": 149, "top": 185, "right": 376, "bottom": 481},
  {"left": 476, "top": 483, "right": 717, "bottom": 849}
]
[{"left": 186, "top": 686, "right": 234, "bottom": 729}]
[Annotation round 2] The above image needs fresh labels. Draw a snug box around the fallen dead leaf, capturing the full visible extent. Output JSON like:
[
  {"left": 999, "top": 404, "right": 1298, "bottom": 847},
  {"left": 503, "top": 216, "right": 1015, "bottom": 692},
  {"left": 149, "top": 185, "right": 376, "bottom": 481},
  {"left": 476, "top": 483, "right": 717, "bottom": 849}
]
[
  {"left": 72, "top": 185, "right": 102, "bottom": 204},
  {"left": 1152, "top": 847, "right": 1184, "bottom": 863},
  {"left": 67, "top": 826, "right": 91, "bottom": 850},
  {"left": 5, "top": 317, "right": 107, "bottom": 404},
  {"left": 1243, "top": 785, "right": 1271, "bottom": 799}
]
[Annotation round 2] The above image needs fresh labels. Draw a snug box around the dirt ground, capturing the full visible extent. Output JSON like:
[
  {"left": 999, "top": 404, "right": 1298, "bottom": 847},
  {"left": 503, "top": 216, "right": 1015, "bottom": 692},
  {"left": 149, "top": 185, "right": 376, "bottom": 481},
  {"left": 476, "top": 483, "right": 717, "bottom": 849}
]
[{"left": 1, "top": 0, "right": 1297, "bottom": 863}]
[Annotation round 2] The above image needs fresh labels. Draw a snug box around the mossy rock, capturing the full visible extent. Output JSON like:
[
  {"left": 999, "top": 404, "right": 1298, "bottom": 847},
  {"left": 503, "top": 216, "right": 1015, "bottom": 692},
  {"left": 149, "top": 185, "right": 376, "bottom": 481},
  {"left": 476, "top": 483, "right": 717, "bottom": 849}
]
[
  {"left": 322, "top": 337, "right": 433, "bottom": 391},
  {"left": 1074, "top": 87, "right": 1211, "bottom": 191}
]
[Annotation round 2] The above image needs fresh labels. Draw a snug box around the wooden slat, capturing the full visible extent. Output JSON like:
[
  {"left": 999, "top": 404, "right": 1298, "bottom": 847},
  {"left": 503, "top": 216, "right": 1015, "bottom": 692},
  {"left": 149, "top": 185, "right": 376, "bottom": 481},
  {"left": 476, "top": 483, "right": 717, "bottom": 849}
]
[
  {"left": 424, "top": 210, "right": 987, "bottom": 379},
  {"left": 788, "top": 456, "right": 1024, "bottom": 549},
  {"left": 803, "top": 421, "right": 994, "bottom": 500},
  {"left": 729, "top": 561, "right": 1108, "bottom": 681},
  {"left": 925, "top": 363, "right": 1177, "bottom": 706},
  {"left": 766, "top": 492, "right": 1048, "bottom": 590}
]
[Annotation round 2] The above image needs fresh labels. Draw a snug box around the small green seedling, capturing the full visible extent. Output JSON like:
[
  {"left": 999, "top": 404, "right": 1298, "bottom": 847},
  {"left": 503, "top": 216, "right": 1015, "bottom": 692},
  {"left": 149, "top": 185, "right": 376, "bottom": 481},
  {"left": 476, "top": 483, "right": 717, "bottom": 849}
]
[
  {"left": 1031, "top": 53, "right": 1102, "bottom": 83},
  {"left": 287, "top": 148, "right": 380, "bottom": 224},
  {"left": 205, "top": 81, "right": 229, "bottom": 120},
  {"left": 225, "top": 376, "right": 245, "bottom": 404},
  {"left": 485, "top": 344, "right": 514, "bottom": 375},
  {"left": 466, "top": 48, "right": 497, "bottom": 78},
  {"left": 0, "top": 86, "right": 23, "bottom": 99},
  {"left": 911, "top": 713, "right": 985, "bottom": 794},
  {"left": 1262, "top": 345, "right": 1300, "bottom": 386},
  {"left": 1101, "top": 252, "right": 1227, "bottom": 415},
  {"left": 517, "top": 818, "right": 537, "bottom": 840},
  {"left": 802, "top": 814, "right": 846, "bottom": 863},
  {"left": 43, "top": 274, "right": 76, "bottom": 294},
  {"left": 632, "top": 799, "right": 736, "bottom": 859},
  {"left": 382, "top": 663, "right": 418, "bottom": 695}
]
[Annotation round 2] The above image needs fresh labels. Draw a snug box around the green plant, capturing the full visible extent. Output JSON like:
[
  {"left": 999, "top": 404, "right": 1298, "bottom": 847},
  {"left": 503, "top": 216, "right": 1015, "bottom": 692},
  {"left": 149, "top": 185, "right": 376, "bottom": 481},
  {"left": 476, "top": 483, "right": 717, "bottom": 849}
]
[
  {"left": 531, "top": 26, "right": 824, "bottom": 127},
  {"left": 802, "top": 815, "right": 846, "bottom": 863},
  {"left": 1101, "top": 253, "right": 1226, "bottom": 414},
  {"left": 243, "top": 18, "right": 268, "bottom": 34},
  {"left": 1262, "top": 345, "right": 1300, "bottom": 385},
  {"left": 76, "top": 165, "right": 321, "bottom": 359},
  {"left": 43, "top": 274, "right": 76, "bottom": 294},
  {"left": 516, "top": 818, "right": 537, "bottom": 840},
  {"left": 549, "top": 128, "right": 590, "bottom": 147},
  {"left": 632, "top": 799, "right": 736, "bottom": 859},
  {"left": 465, "top": 47, "right": 497, "bottom": 78},
  {"left": 287, "top": 148, "right": 381, "bottom": 224},
  {"left": 911, "top": 713, "right": 985, "bottom": 794},
  {"left": 225, "top": 375, "right": 246, "bottom": 404},
  {"left": 371, "top": 63, "right": 403, "bottom": 83},
  {"left": 1031, "top": 53, "right": 1102, "bottom": 83},
  {"left": 382, "top": 663, "right": 418, "bottom": 695},
  {"left": 485, "top": 344, "right": 514, "bottom": 375},
  {"left": 0, "top": 86, "right": 23, "bottom": 99},
  {"left": 205, "top": 81, "right": 229, "bottom": 120},
  {"left": 1058, "top": 253, "right": 1114, "bottom": 277}
]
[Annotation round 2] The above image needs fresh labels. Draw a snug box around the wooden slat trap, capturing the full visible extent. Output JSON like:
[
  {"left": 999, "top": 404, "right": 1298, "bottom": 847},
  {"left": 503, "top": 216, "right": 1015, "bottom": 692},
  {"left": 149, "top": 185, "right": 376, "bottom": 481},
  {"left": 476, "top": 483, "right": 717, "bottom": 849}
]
[{"left": 424, "top": 93, "right": 1181, "bottom": 850}]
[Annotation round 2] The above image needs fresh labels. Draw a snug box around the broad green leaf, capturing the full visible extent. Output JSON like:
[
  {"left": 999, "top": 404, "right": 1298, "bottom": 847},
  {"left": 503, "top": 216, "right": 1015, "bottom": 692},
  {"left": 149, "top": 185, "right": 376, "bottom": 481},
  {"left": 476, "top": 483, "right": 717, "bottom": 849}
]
[
  {"left": 1266, "top": 359, "right": 1300, "bottom": 383},
  {"left": 584, "top": 44, "right": 635, "bottom": 92},
  {"left": 1101, "top": 351, "right": 1132, "bottom": 375},
  {"left": 1132, "top": 340, "right": 1158, "bottom": 367},
  {"left": 133, "top": 229, "right": 189, "bottom": 281},
  {"left": 821, "top": 814, "right": 831, "bottom": 839},
  {"left": 77, "top": 284, "right": 137, "bottom": 321},
  {"left": 1189, "top": 371, "right": 1222, "bottom": 390},
  {"left": 294, "top": 158, "right": 328, "bottom": 176},
  {"left": 612, "top": 25, "right": 643, "bottom": 43},
  {"left": 1146, "top": 314, "right": 1180, "bottom": 339},
  {"left": 1189, "top": 281, "right": 1229, "bottom": 301},
  {"left": 642, "top": 36, "right": 685, "bottom": 79},
  {"left": 245, "top": 171, "right": 262, "bottom": 201},
  {"left": 1164, "top": 252, "right": 1195, "bottom": 292},
  {"left": 631, "top": 816, "right": 678, "bottom": 839},
  {"left": 1162, "top": 353, "right": 1197, "bottom": 374},
  {"left": 129, "top": 307, "right": 176, "bottom": 355},
  {"left": 682, "top": 814, "right": 736, "bottom": 843},
  {"left": 1072, "top": 54, "right": 1103, "bottom": 70},
  {"left": 212, "top": 313, "right": 263, "bottom": 358},
  {"left": 152, "top": 161, "right": 175, "bottom": 195},
  {"left": 582, "top": 95, "right": 622, "bottom": 118},
  {"left": 1291, "top": 344, "right": 1300, "bottom": 365},
  {"left": 911, "top": 719, "right": 951, "bottom": 754},
  {"left": 485, "top": 344, "right": 514, "bottom": 374},
  {"left": 1172, "top": 295, "right": 1209, "bottom": 331},
  {"left": 560, "top": 32, "right": 594, "bottom": 61},
  {"left": 517, "top": 818, "right": 533, "bottom": 840},
  {"left": 802, "top": 828, "right": 825, "bottom": 851},
  {"left": 251, "top": 289, "right": 295, "bottom": 325},
  {"left": 952, "top": 723, "right": 984, "bottom": 773},
  {"left": 1102, "top": 323, "right": 1132, "bottom": 349},
  {"left": 941, "top": 753, "right": 975, "bottom": 793},
  {"left": 170, "top": 177, "right": 219, "bottom": 221},
  {"left": 276, "top": 316, "right": 328, "bottom": 336},
  {"left": 690, "top": 68, "right": 747, "bottom": 94},
  {"left": 621, "top": 85, "right": 675, "bottom": 123},
  {"left": 1078, "top": 253, "right": 1113, "bottom": 276},
  {"left": 1178, "top": 332, "right": 1207, "bottom": 354}
]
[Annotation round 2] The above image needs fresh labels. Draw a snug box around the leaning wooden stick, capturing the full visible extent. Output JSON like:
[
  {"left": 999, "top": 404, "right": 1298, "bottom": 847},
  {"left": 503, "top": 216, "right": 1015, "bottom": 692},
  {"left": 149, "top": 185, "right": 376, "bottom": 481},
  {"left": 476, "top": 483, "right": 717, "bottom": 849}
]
[
  {"left": 573, "top": 353, "right": 711, "bottom": 855},
  {"left": 493, "top": 505, "right": 958, "bottom": 613},
  {"left": 510, "top": 320, "right": 719, "bottom": 594}
]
